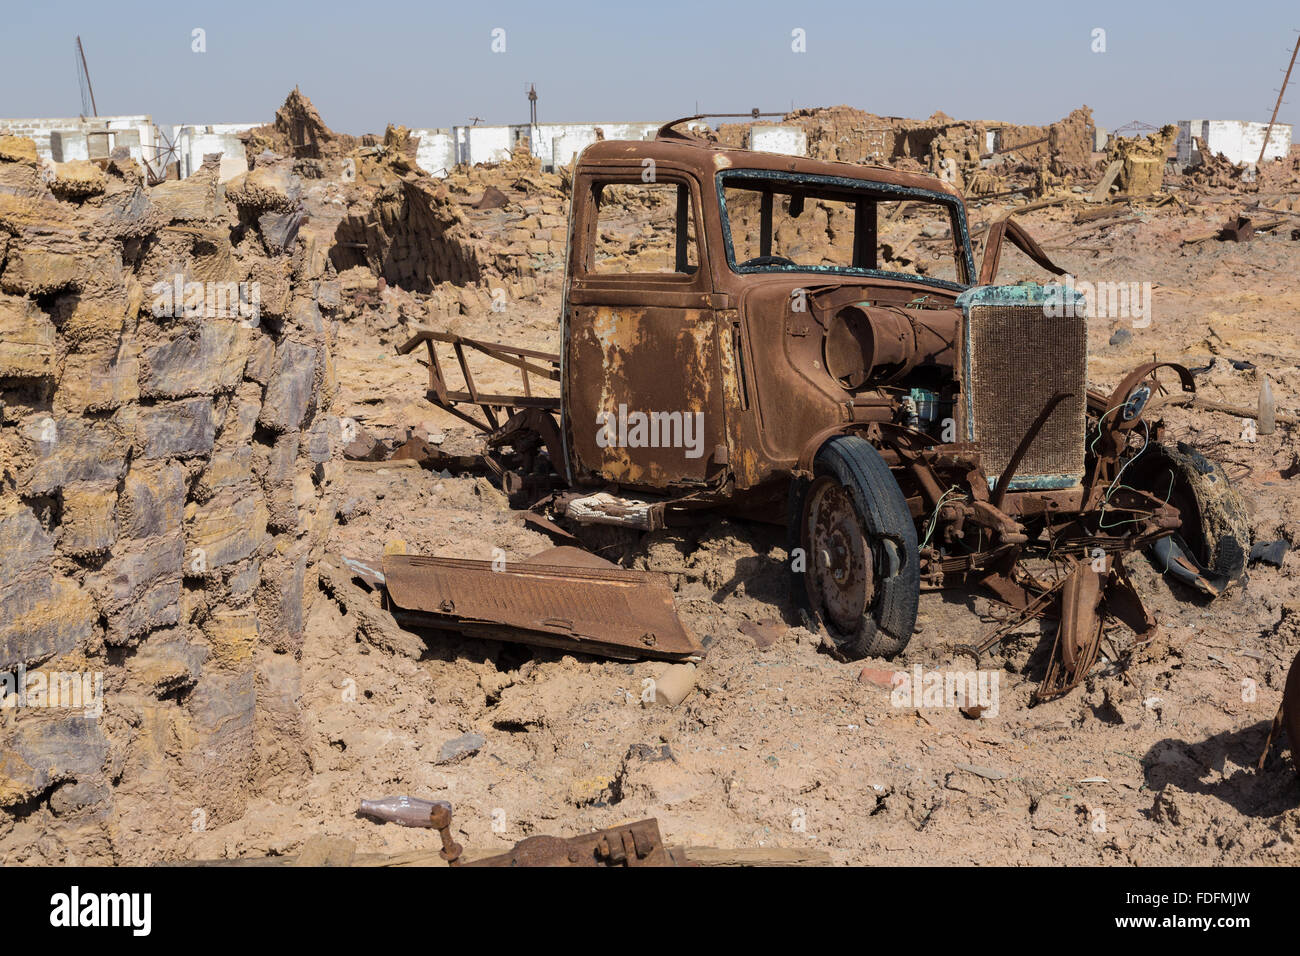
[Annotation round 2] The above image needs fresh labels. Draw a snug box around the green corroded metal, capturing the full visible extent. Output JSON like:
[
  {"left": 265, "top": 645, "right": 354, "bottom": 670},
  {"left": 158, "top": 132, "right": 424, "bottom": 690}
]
[{"left": 955, "top": 281, "right": 1086, "bottom": 313}]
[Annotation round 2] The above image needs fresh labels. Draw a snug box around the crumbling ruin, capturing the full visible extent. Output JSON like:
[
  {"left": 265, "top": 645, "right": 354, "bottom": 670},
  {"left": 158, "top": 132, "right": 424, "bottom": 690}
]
[
  {"left": 0, "top": 127, "right": 343, "bottom": 854},
  {"left": 244, "top": 86, "right": 356, "bottom": 162}
]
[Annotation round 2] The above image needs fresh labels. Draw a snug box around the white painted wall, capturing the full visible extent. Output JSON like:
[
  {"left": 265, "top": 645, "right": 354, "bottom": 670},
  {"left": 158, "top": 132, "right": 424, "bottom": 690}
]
[
  {"left": 0, "top": 115, "right": 155, "bottom": 170},
  {"left": 442, "top": 121, "right": 663, "bottom": 172},
  {"left": 454, "top": 125, "right": 513, "bottom": 166},
  {"left": 1177, "top": 119, "right": 1293, "bottom": 167},
  {"left": 544, "top": 126, "right": 597, "bottom": 172},
  {"left": 539, "top": 122, "right": 660, "bottom": 170},
  {"left": 167, "top": 124, "right": 257, "bottom": 181},
  {"left": 6, "top": 114, "right": 833, "bottom": 183},
  {"left": 749, "top": 125, "right": 807, "bottom": 157},
  {"left": 410, "top": 128, "right": 455, "bottom": 177}
]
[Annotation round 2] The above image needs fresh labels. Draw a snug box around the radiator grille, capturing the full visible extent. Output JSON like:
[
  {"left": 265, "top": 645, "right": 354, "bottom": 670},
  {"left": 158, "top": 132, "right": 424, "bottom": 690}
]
[{"left": 965, "top": 303, "right": 1087, "bottom": 490}]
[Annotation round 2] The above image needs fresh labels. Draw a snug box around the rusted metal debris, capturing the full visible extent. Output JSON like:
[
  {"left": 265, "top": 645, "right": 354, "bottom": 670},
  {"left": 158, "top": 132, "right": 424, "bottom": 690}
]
[
  {"left": 1219, "top": 215, "right": 1256, "bottom": 242},
  {"left": 1288, "top": 651, "right": 1300, "bottom": 777},
  {"left": 1258, "top": 650, "right": 1300, "bottom": 777},
  {"left": 429, "top": 801, "right": 466, "bottom": 865},
  {"left": 179, "top": 814, "right": 832, "bottom": 865},
  {"left": 1036, "top": 560, "right": 1105, "bottom": 701},
  {"left": 381, "top": 547, "right": 702, "bottom": 661},
  {"left": 389, "top": 436, "right": 483, "bottom": 473},
  {"left": 396, "top": 329, "right": 559, "bottom": 433},
  {"left": 361, "top": 798, "right": 685, "bottom": 867},
  {"left": 459, "top": 818, "right": 686, "bottom": 867}
]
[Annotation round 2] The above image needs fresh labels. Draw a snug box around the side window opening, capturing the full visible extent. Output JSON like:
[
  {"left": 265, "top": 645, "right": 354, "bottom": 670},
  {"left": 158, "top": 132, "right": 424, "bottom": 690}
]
[{"left": 590, "top": 181, "right": 698, "bottom": 275}]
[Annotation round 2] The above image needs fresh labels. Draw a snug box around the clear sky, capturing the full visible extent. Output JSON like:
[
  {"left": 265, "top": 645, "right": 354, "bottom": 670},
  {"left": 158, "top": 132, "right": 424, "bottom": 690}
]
[{"left": 2, "top": 0, "right": 1297, "bottom": 136}]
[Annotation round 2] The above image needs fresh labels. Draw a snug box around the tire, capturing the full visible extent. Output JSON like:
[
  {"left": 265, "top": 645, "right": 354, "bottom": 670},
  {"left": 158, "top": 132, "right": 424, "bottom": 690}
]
[
  {"left": 1131, "top": 441, "right": 1250, "bottom": 590},
  {"left": 789, "top": 435, "right": 919, "bottom": 659}
]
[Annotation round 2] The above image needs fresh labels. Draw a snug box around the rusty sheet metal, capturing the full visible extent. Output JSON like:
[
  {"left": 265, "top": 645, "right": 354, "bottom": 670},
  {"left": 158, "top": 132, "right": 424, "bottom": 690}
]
[
  {"left": 1287, "top": 650, "right": 1300, "bottom": 777},
  {"left": 461, "top": 818, "right": 685, "bottom": 867},
  {"left": 382, "top": 554, "right": 702, "bottom": 661},
  {"left": 397, "top": 329, "right": 559, "bottom": 433},
  {"left": 564, "top": 304, "right": 725, "bottom": 490},
  {"left": 1035, "top": 559, "right": 1106, "bottom": 702},
  {"left": 977, "top": 215, "right": 1068, "bottom": 285},
  {"left": 579, "top": 133, "right": 967, "bottom": 204},
  {"left": 521, "top": 511, "right": 582, "bottom": 544},
  {"left": 1256, "top": 649, "right": 1300, "bottom": 775}
]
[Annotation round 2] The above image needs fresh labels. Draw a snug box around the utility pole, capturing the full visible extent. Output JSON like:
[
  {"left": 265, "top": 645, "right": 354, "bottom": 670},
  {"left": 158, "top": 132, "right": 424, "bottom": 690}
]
[
  {"left": 527, "top": 83, "right": 538, "bottom": 126},
  {"left": 75, "top": 35, "right": 98, "bottom": 117},
  {"left": 1258, "top": 31, "right": 1299, "bottom": 166}
]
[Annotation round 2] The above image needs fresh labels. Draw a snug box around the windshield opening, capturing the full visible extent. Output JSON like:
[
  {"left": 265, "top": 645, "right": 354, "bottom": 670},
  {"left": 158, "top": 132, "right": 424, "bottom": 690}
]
[{"left": 717, "top": 170, "right": 972, "bottom": 288}]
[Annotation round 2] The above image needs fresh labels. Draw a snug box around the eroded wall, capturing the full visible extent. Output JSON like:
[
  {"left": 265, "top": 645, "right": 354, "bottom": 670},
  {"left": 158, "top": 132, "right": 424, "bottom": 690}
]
[{"left": 0, "top": 136, "right": 343, "bottom": 862}]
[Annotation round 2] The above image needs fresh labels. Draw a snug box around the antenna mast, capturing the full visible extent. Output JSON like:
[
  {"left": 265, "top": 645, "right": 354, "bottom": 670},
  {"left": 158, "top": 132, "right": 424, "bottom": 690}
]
[
  {"left": 1258, "top": 32, "right": 1299, "bottom": 166},
  {"left": 75, "top": 35, "right": 98, "bottom": 117}
]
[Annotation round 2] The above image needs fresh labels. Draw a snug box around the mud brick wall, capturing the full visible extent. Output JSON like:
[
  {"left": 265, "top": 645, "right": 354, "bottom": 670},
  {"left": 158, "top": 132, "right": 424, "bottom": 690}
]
[
  {"left": 328, "top": 152, "right": 490, "bottom": 293},
  {"left": 0, "top": 138, "right": 341, "bottom": 860},
  {"left": 716, "top": 106, "right": 1095, "bottom": 173}
]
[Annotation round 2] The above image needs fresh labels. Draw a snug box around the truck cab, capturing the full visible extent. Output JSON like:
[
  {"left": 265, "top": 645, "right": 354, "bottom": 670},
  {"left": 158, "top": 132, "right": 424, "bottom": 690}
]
[{"left": 561, "top": 131, "right": 977, "bottom": 500}]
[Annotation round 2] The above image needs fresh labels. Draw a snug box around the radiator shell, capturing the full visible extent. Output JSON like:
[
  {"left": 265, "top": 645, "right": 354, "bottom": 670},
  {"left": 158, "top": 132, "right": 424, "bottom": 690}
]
[{"left": 955, "top": 284, "right": 1088, "bottom": 492}]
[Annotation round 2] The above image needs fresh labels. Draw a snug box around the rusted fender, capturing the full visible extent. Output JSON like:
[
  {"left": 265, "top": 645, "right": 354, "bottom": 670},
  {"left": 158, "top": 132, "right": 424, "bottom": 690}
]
[
  {"left": 1101, "top": 362, "right": 1196, "bottom": 424},
  {"left": 1089, "top": 361, "right": 1195, "bottom": 492}
]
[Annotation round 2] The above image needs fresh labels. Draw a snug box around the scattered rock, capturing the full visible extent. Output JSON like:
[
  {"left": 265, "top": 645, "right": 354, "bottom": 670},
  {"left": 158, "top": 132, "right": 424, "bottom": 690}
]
[
  {"left": 437, "top": 731, "right": 486, "bottom": 764},
  {"left": 739, "top": 619, "right": 784, "bottom": 650},
  {"left": 648, "top": 663, "right": 697, "bottom": 707},
  {"left": 858, "top": 667, "right": 901, "bottom": 689}
]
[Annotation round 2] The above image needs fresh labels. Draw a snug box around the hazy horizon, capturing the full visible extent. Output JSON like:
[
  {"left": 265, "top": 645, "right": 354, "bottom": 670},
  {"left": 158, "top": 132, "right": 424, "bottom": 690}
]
[{"left": 2, "top": 0, "right": 1296, "bottom": 137}]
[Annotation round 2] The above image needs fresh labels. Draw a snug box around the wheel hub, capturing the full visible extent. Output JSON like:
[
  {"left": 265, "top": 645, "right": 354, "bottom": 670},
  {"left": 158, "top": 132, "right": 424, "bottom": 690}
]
[{"left": 805, "top": 478, "right": 874, "bottom": 636}]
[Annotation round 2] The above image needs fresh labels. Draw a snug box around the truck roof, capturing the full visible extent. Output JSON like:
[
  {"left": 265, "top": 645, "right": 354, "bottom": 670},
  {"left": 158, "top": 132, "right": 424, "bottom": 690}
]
[{"left": 576, "top": 132, "right": 967, "bottom": 202}]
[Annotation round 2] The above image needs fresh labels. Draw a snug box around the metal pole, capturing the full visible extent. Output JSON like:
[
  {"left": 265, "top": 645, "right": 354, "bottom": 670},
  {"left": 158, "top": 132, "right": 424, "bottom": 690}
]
[
  {"left": 1258, "top": 33, "right": 1299, "bottom": 167},
  {"left": 77, "top": 36, "right": 98, "bottom": 117}
]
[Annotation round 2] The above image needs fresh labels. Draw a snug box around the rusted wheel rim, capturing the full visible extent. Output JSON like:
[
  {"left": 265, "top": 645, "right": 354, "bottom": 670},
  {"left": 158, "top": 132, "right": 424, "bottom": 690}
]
[{"left": 805, "top": 476, "right": 873, "bottom": 636}]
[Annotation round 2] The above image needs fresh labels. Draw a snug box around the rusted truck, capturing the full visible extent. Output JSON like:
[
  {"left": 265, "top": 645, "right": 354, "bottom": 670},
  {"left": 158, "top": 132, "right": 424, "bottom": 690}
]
[{"left": 401, "top": 117, "right": 1247, "bottom": 699}]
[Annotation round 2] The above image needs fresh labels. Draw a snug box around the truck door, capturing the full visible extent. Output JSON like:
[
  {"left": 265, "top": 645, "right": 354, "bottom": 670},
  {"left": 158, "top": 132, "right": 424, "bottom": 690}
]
[{"left": 562, "top": 170, "right": 727, "bottom": 491}]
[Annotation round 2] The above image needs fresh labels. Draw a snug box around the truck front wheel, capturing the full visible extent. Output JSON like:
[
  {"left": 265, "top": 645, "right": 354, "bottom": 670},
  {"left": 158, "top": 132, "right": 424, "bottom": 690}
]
[{"left": 791, "top": 435, "right": 919, "bottom": 659}]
